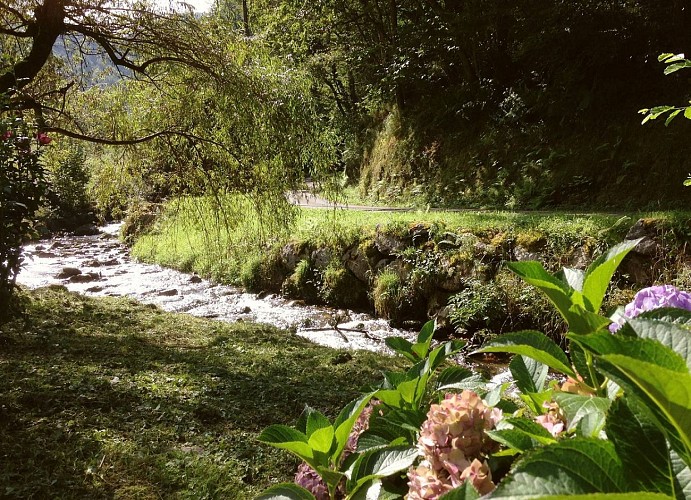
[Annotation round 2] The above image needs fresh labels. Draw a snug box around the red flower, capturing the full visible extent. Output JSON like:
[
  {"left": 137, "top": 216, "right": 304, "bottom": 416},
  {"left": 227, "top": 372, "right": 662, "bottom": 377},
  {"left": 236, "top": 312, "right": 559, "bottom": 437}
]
[
  {"left": 37, "top": 132, "right": 52, "bottom": 145},
  {"left": 2, "top": 130, "right": 12, "bottom": 140}
]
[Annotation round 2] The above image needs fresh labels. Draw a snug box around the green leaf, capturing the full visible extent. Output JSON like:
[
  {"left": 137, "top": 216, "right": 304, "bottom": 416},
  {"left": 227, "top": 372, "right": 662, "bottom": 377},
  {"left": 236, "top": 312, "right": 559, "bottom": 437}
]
[
  {"left": 665, "top": 109, "right": 682, "bottom": 126},
  {"left": 306, "top": 408, "right": 331, "bottom": 438},
  {"left": 664, "top": 61, "right": 691, "bottom": 75},
  {"left": 308, "top": 425, "right": 335, "bottom": 455},
  {"left": 561, "top": 267, "right": 585, "bottom": 292},
  {"left": 333, "top": 393, "right": 376, "bottom": 462},
  {"left": 503, "top": 416, "right": 558, "bottom": 439},
  {"left": 596, "top": 355, "right": 691, "bottom": 466},
  {"left": 568, "top": 332, "right": 688, "bottom": 373},
  {"left": 475, "top": 331, "right": 575, "bottom": 377},
  {"left": 531, "top": 494, "right": 673, "bottom": 500},
  {"left": 625, "top": 315, "right": 691, "bottom": 371},
  {"left": 658, "top": 53, "right": 677, "bottom": 62},
  {"left": 347, "top": 445, "right": 418, "bottom": 493},
  {"left": 385, "top": 337, "right": 417, "bottom": 362},
  {"left": 553, "top": 392, "right": 611, "bottom": 437},
  {"left": 411, "top": 320, "right": 435, "bottom": 359},
  {"left": 506, "top": 261, "right": 581, "bottom": 327},
  {"left": 510, "top": 355, "right": 548, "bottom": 394},
  {"left": 255, "top": 483, "right": 316, "bottom": 500},
  {"left": 582, "top": 239, "right": 641, "bottom": 313},
  {"left": 685, "top": 107, "right": 691, "bottom": 120},
  {"left": 486, "top": 428, "right": 545, "bottom": 453},
  {"left": 257, "top": 425, "right": 314, "bottom": 462},
  {"left": 439, "top": 481, "right": 481, "bottom": 500},
  {"left": 491, "top": 438, "right": 626, "bottom": 497},
  {"left": 606, "top": 397, "right": 675, "bottom": 496}
]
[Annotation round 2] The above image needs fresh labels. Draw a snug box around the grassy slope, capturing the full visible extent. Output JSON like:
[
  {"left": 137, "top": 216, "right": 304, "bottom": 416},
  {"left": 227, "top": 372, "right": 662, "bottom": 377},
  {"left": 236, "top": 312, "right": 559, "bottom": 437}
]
[{"left": 0, "top": 286, "right": 400, "bottom": 499}]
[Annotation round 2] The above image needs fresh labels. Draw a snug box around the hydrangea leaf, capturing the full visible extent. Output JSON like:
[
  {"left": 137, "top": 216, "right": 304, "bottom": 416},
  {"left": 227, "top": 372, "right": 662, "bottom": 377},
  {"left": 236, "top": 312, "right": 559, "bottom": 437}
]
[
  {"left": 605, "top": 397, "right": 676, "bottom": 497},
  {"left": 502, "top": 417, "right": 559, "bottom": 444},
  {"left": 625, "top": 316, "right": 691, "bottom": 371},
  {"left": 346, "top": 445, "right": 418, "bottom": 494},
  {"left": 436, "top": 366, "right": 485, "bottom": 392},
  {"left": 255, "top": 483, "right": 317, "bottom": 500},
  {"left": 525, "top": 494, "right": 672, "bottom": 500},
  {"left": 333, "top": 392, "right": 376, "bottom": 462},
  {"left": 307, "top": 425, "right": 335, "bottom": 456},
  {"left": 595, "top": 355, "right": 691, "bottom": 467},
  {"left": 568, "top": 332, "right": 688, "bottom": 373},
  {"left": 582, "top": 238, "right": 641, "bottom": 312},
  {"left": 439, "top": 482, "right": 481, "bottom": 500},
  {"left": 257, "top": 425, "right": 314, "bottom": 462},
  {"left": 384, "top": 337, "right": 417, "bottom": 362},
  {"left": 506, "top": 262, "right": 583, "bottom": 328},
  {"left": 510, "top": 355, "right": 548, "bottom": 394},
  {"left": 670, "top": 449, "right": 691, "bottom": 499},
  {"left": 485, "top": 428, "right": 545, "bottom": 453},
  {"left": 411, "top": 320, "right": 435, "bottom": 359},
  {"left": 553, "top": 392, "right": 611, "bottom": 436},
  {"left": 491, "top": 438, "right": 627, "bottom": 498},
  {"left": 475, "top": 330, "right": 575, "bottom": 377}
]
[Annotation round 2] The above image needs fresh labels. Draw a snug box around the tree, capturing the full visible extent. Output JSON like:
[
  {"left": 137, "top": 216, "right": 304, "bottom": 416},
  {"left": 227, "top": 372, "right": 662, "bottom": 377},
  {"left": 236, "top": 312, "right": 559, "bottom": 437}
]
[{"left": 0, "top": 0, "right": 218, "bottom": 143}]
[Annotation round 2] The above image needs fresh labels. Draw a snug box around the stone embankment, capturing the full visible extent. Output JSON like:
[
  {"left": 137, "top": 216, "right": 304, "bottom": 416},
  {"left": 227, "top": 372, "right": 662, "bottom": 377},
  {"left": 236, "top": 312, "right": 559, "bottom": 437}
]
[{"left": 253, "top": 217, "right": 690, "bottom": 339}]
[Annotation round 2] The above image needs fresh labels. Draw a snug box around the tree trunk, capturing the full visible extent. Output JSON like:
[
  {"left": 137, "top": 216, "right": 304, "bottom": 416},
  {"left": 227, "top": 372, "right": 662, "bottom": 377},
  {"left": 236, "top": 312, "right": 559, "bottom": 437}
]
[
  {"left": 242, "top": 0, "right": 251, "bottom": 37},
  {"left": 0, "top": 0, "right": 66, "bottom": 95}
]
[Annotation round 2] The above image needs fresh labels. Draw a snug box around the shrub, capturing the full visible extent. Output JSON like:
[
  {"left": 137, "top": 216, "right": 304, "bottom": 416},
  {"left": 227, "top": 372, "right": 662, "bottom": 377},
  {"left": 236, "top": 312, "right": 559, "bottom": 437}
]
[{"left": 0, "top": 113, "right": 50, "bottom": 318}]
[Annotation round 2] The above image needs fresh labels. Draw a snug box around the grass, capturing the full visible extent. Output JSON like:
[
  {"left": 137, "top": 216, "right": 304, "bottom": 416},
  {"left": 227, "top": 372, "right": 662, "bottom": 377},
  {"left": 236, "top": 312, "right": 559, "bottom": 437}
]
[
  {"left": 132, "top": 194, "right": 658, "bottom": 287},
  {"left": 0, "top": 286, "right": 401, "bottom": 499}
]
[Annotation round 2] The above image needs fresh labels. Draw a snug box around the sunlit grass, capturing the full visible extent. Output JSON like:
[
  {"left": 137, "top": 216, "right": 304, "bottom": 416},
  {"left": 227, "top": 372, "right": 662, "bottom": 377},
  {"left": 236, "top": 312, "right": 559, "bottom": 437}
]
[
  {"left": 130, "top": 194, "right": 685, "bottom": 287},
  {"left": 0, "top": 286, "right": 400, "bottom": 498}
]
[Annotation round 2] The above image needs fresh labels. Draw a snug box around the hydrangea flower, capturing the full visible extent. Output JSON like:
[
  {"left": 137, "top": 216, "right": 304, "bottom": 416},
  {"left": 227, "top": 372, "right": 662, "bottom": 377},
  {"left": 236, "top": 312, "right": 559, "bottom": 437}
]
[
  {"left": 407, "top": 463, "right": 455, "bottom": 500},
  {"left": 535, "top": 401, "right": 566, "bottom": 437},
  {"left": 418, "top": 391, "right": 502, "bottom": 469},
  {"left": 294, "top": 462, "right": 329, "bottom": 500},
  {"left": 345, "top": 400, "right": 381, "bottom": 455},
  {"left": 610, "top": 285, "right": 691, "bottom": 332},
  {"left": 408, "top": 390, "right": 501, "bottom": 499}
]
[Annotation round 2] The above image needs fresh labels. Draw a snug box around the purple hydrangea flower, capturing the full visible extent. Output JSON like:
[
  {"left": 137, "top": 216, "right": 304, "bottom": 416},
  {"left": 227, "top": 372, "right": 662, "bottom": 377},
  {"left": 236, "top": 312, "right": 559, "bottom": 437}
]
[
  {"left": 610, "top": 285, "right": 691, "bottom": 332},
  {"left": 294, "top": 462, "right": 329, "bottom": 500}
]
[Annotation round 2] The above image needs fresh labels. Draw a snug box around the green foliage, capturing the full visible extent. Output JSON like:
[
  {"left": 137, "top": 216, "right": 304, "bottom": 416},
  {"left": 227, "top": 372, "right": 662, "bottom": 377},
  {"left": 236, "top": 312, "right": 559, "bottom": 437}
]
[
  {"left": 43, "top": 143, "right": 91, "bottom": 221},
  {"left": 0, "top": 111, "right": 50, "bottom": 317},
  {"left": 260, "top": 237, "right": 691, "bottom": 498},
  {"left": 448, "top": 279, "right": 506, "bottom": 336}
]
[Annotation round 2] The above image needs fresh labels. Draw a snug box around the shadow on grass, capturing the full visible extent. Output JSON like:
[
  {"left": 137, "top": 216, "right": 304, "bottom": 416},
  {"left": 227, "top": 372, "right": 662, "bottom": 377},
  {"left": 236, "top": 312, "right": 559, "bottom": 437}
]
[{"left": 0, "top": 286, "right": 399, "bottom": 498}]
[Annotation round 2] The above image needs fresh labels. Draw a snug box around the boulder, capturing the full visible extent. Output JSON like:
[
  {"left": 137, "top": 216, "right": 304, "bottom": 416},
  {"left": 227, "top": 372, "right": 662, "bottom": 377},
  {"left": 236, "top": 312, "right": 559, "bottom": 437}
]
[
  {"left": 72, "top": 224, "right": 100, "bottom": 236},
  {"left": 158, "top": 289, "right": 179, "bottom": 296},
  {"left": 374, "top": 225, "right": 411, "bottom": 255},
  {"left": 69, "top": 272, "right": 100, "bottom": 283},
  {"left": 55, "top": 267, "right": 82, "bottom": 279}
]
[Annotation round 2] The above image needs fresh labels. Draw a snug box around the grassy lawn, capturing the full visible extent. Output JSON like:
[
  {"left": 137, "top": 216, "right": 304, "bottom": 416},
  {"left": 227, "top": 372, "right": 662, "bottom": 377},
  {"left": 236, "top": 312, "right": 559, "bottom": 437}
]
[{"left": 0, "top": 286, "right": 401, "bottom": 499}]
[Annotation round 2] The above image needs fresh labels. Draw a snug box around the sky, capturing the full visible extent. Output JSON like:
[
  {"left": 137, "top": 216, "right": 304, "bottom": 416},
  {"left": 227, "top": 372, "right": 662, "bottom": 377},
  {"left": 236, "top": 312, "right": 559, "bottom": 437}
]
[{"left": 161, "top": 0, "right": 212, "bottom": 13}]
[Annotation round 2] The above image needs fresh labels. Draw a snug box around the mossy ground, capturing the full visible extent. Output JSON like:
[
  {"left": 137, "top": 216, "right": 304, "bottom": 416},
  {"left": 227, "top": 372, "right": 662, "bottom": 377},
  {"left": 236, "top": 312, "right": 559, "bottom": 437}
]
[{"left": 0, "top": 286, "right": 401, "bottom": 499}]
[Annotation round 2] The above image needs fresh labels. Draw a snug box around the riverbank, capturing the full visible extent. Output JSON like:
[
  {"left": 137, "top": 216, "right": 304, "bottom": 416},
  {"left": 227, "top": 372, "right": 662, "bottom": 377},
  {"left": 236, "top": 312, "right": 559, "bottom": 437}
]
[
  {"left": 131, "top": 198, "right": 691, "bottom": 341},
  {"left": 0, "top": 286, "right": 402, "bottom": 498}
]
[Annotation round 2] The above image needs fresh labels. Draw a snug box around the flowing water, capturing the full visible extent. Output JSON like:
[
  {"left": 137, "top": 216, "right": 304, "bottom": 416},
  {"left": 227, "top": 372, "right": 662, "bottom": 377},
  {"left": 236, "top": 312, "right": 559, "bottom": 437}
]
[{"left": 18, "top": 224, "right": 416, "bottom": 353}]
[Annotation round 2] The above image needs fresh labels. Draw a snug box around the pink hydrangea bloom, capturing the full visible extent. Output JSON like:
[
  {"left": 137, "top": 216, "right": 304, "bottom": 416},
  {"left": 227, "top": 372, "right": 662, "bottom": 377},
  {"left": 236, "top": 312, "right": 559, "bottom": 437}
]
[
  {"left": 345, "top": 400, "right": 381, "bottom": 455},
  {"left": 610, "top": 285, "right": 691, "bottom": 332},
  {"left": 459, "top": 459, "right": 495, "bottom": 495},
  {"left": 407, "top": 463, "right": 454, "bottom": 500},
  {"left": 294, "top": 462, "right": 329, "bottom": 500},
  {"left": 407, "top": 391, "right": 501, "bottom": 499},
  {"left": 418, "top": 391, "right": 502, "bottom": 471},
  {"left": 2, "top": 130, "right": 12, "bottom": 140},
  {"left": 535, "top": 401, "right": 566, "bottom": 437}
]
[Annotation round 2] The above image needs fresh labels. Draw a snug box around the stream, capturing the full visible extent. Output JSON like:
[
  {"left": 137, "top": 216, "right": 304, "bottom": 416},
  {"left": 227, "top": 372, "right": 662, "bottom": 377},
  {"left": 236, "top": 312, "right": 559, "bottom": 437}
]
[{"left": 18, "top": 224, "right": 417, "bottom": 353}]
